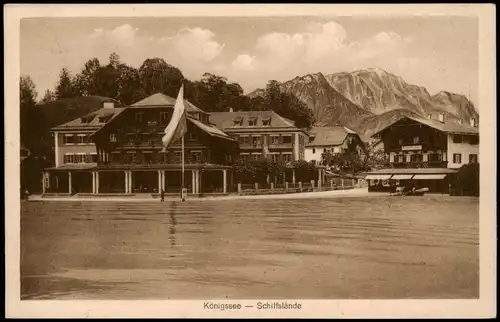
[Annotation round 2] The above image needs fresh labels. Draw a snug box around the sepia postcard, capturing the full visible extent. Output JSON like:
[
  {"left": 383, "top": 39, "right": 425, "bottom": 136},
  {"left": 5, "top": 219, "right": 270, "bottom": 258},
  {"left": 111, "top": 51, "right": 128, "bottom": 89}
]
[{"left": 4, "top": 3, "right": 497, "bottom": 318}]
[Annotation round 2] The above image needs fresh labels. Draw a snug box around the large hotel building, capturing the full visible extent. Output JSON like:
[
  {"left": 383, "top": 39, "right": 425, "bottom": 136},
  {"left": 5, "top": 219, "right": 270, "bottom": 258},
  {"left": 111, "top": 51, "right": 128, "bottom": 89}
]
[{"left": 42, "top": 93, "right": 309, "bottom": 196}]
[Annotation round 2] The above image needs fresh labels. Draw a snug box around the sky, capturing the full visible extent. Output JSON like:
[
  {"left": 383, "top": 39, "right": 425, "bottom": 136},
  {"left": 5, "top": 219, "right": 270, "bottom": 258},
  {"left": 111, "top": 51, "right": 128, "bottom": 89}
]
[{"left": 20, "top": 16, "right": 479, "bottom": 105}]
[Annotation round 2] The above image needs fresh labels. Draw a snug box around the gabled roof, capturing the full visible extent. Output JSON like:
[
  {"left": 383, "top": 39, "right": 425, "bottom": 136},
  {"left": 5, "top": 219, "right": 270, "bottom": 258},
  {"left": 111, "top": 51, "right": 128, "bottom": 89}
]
[
  {"left": 187, "top": 116, "right": 235, "bottom": 141},
  {"left": 130, "top": 93, "right": 205, "bottom": 114},
  {"left": 51, "top": 107, "right": 127, "bottom": 131},
  {"left": 209, "top": 111, "right": 298, "bottom": 130},
  {"left": 371, "top": 115, "right": 479, "bottom": 137},
  {"left": 306, "top": 126, "right": 360, "bottom": 147}
]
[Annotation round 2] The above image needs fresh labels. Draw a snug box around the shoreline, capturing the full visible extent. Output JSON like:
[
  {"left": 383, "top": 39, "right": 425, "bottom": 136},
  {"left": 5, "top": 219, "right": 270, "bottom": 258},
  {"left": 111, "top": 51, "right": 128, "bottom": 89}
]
[{"left": 27, "top": 188, "right": 384, "bottom": 202}]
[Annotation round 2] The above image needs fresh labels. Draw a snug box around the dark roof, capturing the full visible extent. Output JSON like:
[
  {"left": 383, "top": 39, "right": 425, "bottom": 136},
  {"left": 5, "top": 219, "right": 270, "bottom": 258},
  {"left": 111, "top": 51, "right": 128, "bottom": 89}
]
[
  {"left": 306, "top": 126, "right": 359, "bottom": 147},
  {"left": 187, "top": 116, "right": 234, "bottom": 141},
  {"left": 51, "top": 107, "right": 127, "bottom": 131},
  {"left": 209, "top": 111, "right": 298, "bottom": 130},
  {"left": 130, "top": 93, "right": 205, "bottom": 114},
  {"left": 38, "top": 96, "right": 124, "bottom": 130},
  {"left": 371, "top": 115, "right": 479, "bottom": 137}
]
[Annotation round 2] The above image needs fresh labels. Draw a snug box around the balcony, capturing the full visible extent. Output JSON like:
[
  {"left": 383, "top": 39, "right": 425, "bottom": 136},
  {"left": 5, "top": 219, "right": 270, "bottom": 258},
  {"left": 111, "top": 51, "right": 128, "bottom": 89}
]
[{"left": 386, "top": 161, "right": 448, "bottom": 169}]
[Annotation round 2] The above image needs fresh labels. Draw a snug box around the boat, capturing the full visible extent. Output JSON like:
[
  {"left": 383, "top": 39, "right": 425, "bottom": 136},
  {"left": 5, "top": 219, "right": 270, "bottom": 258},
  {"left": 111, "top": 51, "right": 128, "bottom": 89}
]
[{"left": 391, "top": 187, "right": 429, "bottom": 196}]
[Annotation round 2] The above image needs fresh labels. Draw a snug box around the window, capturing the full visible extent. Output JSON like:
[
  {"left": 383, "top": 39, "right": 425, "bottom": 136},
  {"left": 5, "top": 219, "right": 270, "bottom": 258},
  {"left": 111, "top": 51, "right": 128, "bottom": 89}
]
[
  {"left": 413, "top": 136, "right": 420, "bottom": 144},
  {"left": 428, "top": 153, "right": 442, "bottom": 162},
  {"left": 262, "top": 118, "right": 271, "bottom": 126},
  {"left": 452, "top": 134, "right": 463, "bottom": 143},
  {"left": 174, "top": 151, "right": 182, "bottom": 162},
  {"left": 469, "top": 154, "right": 478, "bottom": 164},
  {"left": 143, "top": 152, "right": 153, "bottom": 164},
  {"left": 160, "top": 112, "right": 168, "bottom": 123},
  {"left": 76, "top": 134, "right": 88, "bottom": 144},
  {"left": 233, "top": 117, "right": 243, "bottom": 126},
  {"left": 190, "top": 151, "right": 202, "bottom": 163},
  {"left": 410, "top": 154, "right": 423, "bottom": 162},
  {"left": 312, "top": 148, "right": 316, "bottom": 154},
  {"left": 282, "top": 135, "right": 292, "bottom": 144},
  {"left": 469, "top": 135, "right": 479, "bottom": 145},
  {"left": 63, "top": 134, "right": 75, "bottom": 145},
  {"left": 135, "top": 112, "right": 144, "bottom": 123},
  {"left": 396, "top": 155, "right": 405, "bottom": 163},
  {"left": 98, "top": 115, "right": 112, "bottom": 123},
  {"left": 252, "top": 136, "right": 260, "bottom": 147},
  {"left": 282, "top": 153, "right": 293, "bottom": 162},
  {"left": 270, "top": 135, "right": 279, "bottom": 145},
  {"left": 453, "top": 153, "right": 462, "bottom": 164},
  {"left": 188, "top": 132, "right": 198, "bottom": 141},
  {"left": 90, "top": 153, "right": 98, "bottom": 163},
  {"left": 398, "top": 139, "right": 403, "bottom": 145},
  {"left": 239, "top": 136, "right": 249, "bottom": 145},
  {"left": 129, "top": 152, "right": 137, "bottom": 163},
  {"left": 247, "top": 117, "right": 257, "bottom": 126},
  {"left": 109, "top": 134, "right": 116, "bottom": 142},
  {"left": 251, "top": 153, "right": 261, "bottom": 160}
]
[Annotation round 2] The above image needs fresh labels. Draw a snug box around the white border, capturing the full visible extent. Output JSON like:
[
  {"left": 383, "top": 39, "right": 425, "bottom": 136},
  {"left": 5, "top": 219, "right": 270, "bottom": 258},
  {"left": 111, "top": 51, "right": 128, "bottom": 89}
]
[{"left": 4, "top": 4, "right": 497, "bottom": 318}]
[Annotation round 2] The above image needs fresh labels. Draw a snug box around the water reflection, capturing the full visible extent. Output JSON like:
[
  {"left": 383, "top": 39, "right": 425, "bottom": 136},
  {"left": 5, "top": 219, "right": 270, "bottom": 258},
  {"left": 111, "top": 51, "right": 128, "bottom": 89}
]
[{"left": 168, "top": 201, "right": 177, "bottom": 248}]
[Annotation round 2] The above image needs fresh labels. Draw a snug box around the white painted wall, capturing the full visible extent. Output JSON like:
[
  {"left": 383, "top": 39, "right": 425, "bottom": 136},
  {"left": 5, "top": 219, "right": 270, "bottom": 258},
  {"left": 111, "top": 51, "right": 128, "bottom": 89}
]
[
  {"left": 446, "top": 134, "right": 479, "bottom": 169},
  {"left": 304, "top": 146, "right": 342, "bottom": 162},
  {"left": 56, "top": 132, "right": 97, "bottom": 167},
  {"left": 305, "top": 147, "right": 323, "bottom": 162}
]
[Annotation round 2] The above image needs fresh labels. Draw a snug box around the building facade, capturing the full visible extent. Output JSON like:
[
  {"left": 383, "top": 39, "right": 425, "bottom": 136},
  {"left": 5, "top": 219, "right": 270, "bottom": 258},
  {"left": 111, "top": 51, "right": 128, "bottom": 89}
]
[
  {"left": 43, "top": 93, "right": 239, "bottom": 196},
  {"left": 365, "top": 114, "right": 479, "bottom": 193},
  {"left": 304, "top": 126, "right": 365, "bottom": 163},
  {"left": 209, "top": 110, "right": 308, "bottom": 163}
]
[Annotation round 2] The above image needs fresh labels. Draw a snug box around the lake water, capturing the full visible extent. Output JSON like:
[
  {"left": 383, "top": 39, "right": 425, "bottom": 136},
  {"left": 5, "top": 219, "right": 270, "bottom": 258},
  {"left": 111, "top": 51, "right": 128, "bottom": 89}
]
[{"left": 21, "top": 195, "right": 479, "bottom": 300}]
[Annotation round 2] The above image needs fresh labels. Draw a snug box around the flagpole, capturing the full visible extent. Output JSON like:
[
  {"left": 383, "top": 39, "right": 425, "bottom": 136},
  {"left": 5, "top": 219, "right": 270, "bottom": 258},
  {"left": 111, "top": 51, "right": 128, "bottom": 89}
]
[{"left": 181, "top": 134, "right": 185, "bottom": 189}]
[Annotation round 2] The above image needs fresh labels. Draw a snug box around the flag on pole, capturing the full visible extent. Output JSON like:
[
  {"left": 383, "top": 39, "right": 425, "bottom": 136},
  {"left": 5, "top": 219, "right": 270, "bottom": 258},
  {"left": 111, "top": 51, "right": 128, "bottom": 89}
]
[{"left": 162, "top": 85, "right": 187, "bottom": 152}]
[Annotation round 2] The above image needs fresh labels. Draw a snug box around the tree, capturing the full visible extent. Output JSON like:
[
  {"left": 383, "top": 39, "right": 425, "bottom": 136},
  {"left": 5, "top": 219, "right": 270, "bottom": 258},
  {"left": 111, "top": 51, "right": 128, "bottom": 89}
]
[
  {"left": 20, "top": 76, "right": 38, "bottom": 149},
  {"left": 138, "top": 58, "right": 184, "bottom": 97},
  {"left": 363, "top": 146, "right": 387, "bottom": 171},
  {"left": 39, "top": 89, "right": 56, "bottom": 104},
  {"left": 451, "top": 163, "right": 479, "bottom": 196},
  {"left": 55, "top": 68, "right": 77, "bottom": 99},
  {"left": 254, "top": 80, "right": 316, "bottom": 129},
  {"left": 74, "top": 58, "right": 101, "bottom": 96},
  {"left": 116, "top": 64, "right": 142, "bottom": 105},
  {"left": 109, "top": 52, "right": 120, "bottom": 69}
]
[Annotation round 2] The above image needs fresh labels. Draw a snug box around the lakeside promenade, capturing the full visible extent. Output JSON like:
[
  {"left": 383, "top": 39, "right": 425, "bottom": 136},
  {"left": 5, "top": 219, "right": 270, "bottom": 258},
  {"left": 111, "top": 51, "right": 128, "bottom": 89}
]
[{"left": 28, "top": 187, "right": 384, "bottom": 202}]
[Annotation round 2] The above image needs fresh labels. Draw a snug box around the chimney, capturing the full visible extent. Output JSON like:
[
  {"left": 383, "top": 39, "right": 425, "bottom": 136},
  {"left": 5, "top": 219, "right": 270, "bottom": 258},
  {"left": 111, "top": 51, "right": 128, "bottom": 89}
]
[
  {"left": 470, "top": 117, "right": 476, "bottom": 127},
  {"left": 229, "top": 107, "right": 233, "bottom": 112},
  {"left": 103, "top": 102, "right": 115, "bottom": 109},
  {"left": 438, "top": 113, "right": 445, "bottom": 123}
]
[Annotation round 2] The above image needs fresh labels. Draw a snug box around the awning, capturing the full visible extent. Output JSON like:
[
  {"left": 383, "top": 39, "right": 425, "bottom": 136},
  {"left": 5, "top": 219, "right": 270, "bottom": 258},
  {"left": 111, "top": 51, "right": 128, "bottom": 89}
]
[
  {"left": 391, "top": 174, "right": 414, "bottom": 180},
  {"left": 365, "top": 174, "right": 392, "bottom": 180},
  {"left": 413, "top": 174, "right": 447, "bottom": 180}
]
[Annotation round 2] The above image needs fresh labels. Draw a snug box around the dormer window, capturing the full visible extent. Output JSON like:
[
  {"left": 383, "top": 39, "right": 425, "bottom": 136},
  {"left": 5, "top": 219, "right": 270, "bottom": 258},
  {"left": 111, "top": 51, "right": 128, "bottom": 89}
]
[
  {"left": 248, "top": 117, "right": 257, "bottom": 126},
  {"left": 98, "top": 114, "right": 113, "bottom": 123},
  {"left": 81, "top": 114, "right": 94, "bottom": 124},
  {"left": 262, "top": 117, "right": 271, "bottom": 126},
  {"left": 233, "top": 116, "right": 243, "bottom": 126}
]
